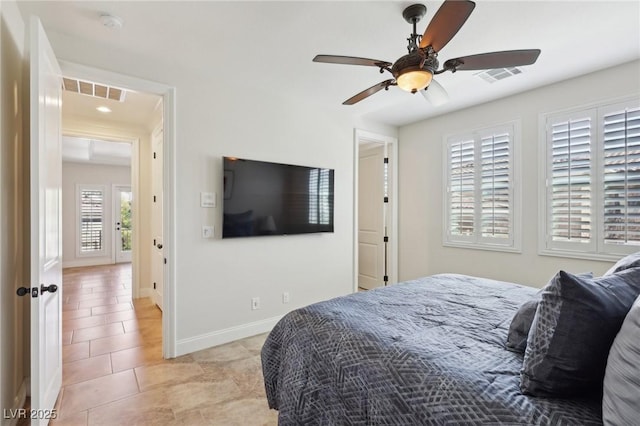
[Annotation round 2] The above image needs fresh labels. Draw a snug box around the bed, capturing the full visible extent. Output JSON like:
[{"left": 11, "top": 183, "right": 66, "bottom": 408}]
[{"left": 261, "top": 274, "right": 603, "bottom": 425}]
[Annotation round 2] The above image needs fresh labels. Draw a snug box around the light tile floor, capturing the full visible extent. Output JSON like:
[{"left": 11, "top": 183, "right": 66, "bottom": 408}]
[{"left": 48, "top": 263, "right": 278, "bottom": 426}]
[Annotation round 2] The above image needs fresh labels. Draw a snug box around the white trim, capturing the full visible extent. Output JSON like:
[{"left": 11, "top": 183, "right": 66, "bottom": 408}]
[
  {"left": 175, "top": 315, "right": 283, "bottom": 357},
  {"left": 353, "top": 129, "right": 399, "bottom": 292},
  {"left": 59, "top": 60, "right": 178, "bottom": 358}
]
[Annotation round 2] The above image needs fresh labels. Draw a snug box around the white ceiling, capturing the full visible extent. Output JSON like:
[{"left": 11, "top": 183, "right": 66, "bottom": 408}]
[{"left": 17, "top": 1, "right": 640, "bottom": 127}]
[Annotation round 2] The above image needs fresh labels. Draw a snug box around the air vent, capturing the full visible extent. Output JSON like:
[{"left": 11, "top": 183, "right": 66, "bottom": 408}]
[
  {"left": 62, "top": 77, "right": 126, "bottom": 102},
  {"left": 475, "top": 67, "right": 522, "bottom": 83}
]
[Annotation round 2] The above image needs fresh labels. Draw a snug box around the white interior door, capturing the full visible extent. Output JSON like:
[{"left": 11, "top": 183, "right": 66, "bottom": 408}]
[
  {"left": 358, "top": 144, "right": 386, "bottom": 290},
  {"left": 151, "top": 126, "right": 164, "bottom": 310},
  {"left": 114, "top": 185, "right": 132, "bottom": 263},
  {"left": 29, "top": 16, "right": 63, "bottom": 425}
]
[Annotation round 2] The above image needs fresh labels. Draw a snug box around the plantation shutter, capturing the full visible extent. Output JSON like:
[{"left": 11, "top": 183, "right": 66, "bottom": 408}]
[
  {"left": 80, "top": 188, "right": 104, "bottom": 253},
  {"left": 602, "top": 104, "right": 640, "bottom": 246},
  {"left": 448, "top": 139, "right": 475, "bottom": 238},
  {"left": 547, "top": 112, "right": 595, "bottom": 250},
  {"left": 480, "top": 131, "right": 511, "bottom": 240}
]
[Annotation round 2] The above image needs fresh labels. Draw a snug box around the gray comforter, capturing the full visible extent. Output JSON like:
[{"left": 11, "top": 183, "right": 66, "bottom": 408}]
[{"left": 261, "top": 274, "right": 602, "bottom": 425}]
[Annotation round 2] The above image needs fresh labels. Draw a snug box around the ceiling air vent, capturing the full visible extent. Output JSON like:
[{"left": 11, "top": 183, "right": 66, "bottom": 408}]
[
  {"left": 475, "top": 67, "right": 522, "bottom": 83},
  {"left": 62, "top": 77, "right": 126, "bottom": 102}
]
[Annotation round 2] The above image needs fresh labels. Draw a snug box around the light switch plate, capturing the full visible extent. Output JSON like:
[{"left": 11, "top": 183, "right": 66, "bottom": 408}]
[{"left": 200, "top": 192, "right": 216, "bottom": 208}]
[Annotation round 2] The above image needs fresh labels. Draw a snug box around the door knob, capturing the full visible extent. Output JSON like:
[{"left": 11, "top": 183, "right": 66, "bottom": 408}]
[
  {"left": 157, "top": 244, "right": 163, "bottom": 249},
  {"left": 40, "top": 284, "right": 58, "bottom": 294},
  {"left": 16, "top": 287, "right": 31, "bottom": 297}
]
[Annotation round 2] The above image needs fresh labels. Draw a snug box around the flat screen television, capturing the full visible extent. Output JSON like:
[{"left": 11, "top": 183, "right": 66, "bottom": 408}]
[{"left": 222, "top": 157, "right": 335, "bottom": 238}]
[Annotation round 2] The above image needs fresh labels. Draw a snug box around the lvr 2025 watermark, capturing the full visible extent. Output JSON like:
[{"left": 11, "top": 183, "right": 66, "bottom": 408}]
[{"left": 3, "top": 408, "right": 58, "bottom": 420}]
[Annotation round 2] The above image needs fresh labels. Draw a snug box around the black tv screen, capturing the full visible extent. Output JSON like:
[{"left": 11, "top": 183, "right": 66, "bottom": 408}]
[{"left": 222, "top": 157, "right": 335, "bottom": 238}]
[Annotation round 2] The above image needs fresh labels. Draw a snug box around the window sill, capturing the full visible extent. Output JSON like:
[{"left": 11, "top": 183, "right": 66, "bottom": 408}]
[
  {"left": 538, "top": 249, "right": 628, "bottom": 263},
  {"left": 443, "top": 241, "right": 522, "bottom": 254}
]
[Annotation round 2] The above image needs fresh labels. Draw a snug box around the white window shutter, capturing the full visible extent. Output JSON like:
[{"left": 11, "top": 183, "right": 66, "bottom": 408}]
[
  {"left": 546, "top": 111, "right": 596, "bottom": 252},
  {"left": 602, "top": 104, "right": 640, "bottom": 247},
  {"left": 448, "top": 139, "right": 475, "bottom": 239},
  {"left": 79, "top": 188, "right": 104, "bottom": 253},
  {"left": 479, "top": 131, "right": 512, "bottom": 241}
]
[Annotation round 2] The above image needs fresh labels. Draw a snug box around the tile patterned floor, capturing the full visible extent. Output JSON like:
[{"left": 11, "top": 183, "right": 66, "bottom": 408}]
[{"left": 50, "top": 264, "right": 278, "bottom": 426}]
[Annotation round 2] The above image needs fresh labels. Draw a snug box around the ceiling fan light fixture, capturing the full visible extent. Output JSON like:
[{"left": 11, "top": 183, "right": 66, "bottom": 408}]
[{"left": 396, "top": 69, "right": 433, "bottom": 93}]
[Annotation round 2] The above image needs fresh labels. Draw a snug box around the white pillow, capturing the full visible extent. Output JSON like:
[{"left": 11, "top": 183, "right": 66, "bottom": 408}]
[{"left": 602, "top": 294, "right": 640, "bottom": 425}]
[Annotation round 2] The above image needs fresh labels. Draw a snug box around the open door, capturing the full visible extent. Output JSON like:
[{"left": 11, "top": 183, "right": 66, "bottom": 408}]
[
  {"left": 151, "top": 126, "right": 164, "bottom": 310},
  {"left": 358, "top": 144, "right": 386, "bottom": 289},
  {"left": 29, "top": 17, "right": 63, "bottom": 424}
]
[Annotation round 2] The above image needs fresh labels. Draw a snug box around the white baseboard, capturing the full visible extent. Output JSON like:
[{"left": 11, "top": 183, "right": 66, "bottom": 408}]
[
  {"left": 175, "top": 315, "right": 283, "bottom": 356},
  {"left": 4, "top": 379, "right": 27, "bottom": 426},
  {"left": 62, "top": 258, "right": 112, "bottom": 269}
]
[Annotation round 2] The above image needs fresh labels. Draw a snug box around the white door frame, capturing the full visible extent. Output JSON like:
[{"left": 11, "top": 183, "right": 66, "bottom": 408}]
[
  {"left": 59, "top": 60, "right": 177, "bottom": 358},
  {"left": 353, "top": 129, "right": 399, "bottom": 293},
  {"left": 113, "top": 184, "right": 133, "bottom": 264}
]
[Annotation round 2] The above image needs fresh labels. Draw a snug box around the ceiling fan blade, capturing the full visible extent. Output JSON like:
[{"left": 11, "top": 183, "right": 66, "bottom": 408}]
[
  {"left": 343, "top": 80, "right": 394, "bottom": 105},
  {"left": 419, "top": 0, "right": 476, "bottom": 51},
  {"left": 421, "top": 79, "right": 449, "bottom": 107},
  {"left": 444, "top": 49, "right": 541, "bottom": 71},
  {"left": 313, "top": 55, "right": 392, "bottom": 68}
]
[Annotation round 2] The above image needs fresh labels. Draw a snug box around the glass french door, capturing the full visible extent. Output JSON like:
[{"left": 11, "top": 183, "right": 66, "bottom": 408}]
[{"left": 114, "top": 185, "right": 133, "bottom": 263}]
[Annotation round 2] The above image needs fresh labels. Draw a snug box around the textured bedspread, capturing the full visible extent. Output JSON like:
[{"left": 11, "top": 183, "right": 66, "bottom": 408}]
[{"left": 261, "top": 274, "right": 602, "bottom": 425}]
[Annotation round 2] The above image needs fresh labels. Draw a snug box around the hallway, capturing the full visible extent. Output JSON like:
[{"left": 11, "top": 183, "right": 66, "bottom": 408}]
[{"left": 53, "top": 264, "right": 277, "bottom": 425}]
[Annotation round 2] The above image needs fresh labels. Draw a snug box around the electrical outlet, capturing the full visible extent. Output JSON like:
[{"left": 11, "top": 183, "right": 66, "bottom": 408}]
[
  {"left": 202, "top": 225, "right": 214, "bottom": 238},
  {"left": 251, "top": 297, "right": 260, "bottom": 310},
  {"left": 282, "top": 292, "right": 290, "bottom": 304}
]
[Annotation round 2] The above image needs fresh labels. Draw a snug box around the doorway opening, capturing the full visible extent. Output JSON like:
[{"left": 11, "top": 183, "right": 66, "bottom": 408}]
[
  {"left": 59, "top": 60, "right": 176, "bottom": 359},
  {"left": 354, "top": 130, "right": 399, "bottom": 293}
]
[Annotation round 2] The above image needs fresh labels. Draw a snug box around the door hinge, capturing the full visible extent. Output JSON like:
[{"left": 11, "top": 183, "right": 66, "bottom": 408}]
[
  {"left": 153, "top": 152, "right": 157, "bottom": 159},
  {"left": 153, "top": 238, "right": 156, "bottom": 246},
  {"left": 383, "top": 275, "right": 389, "bottom": 283},
  {"left": 383, "top": 196, "right": 389, "bottom": 203},
  {"left": 153, "top": 195, "right": 157, "bottom": 203},
  {"left": 164, "top": 258, "right": 167, "bottom": 265},
  {"left": 383, "top": 236, "right": 389, "bottom": 242},
  {"left": 153, "top": 282, "right": 156, "bottom": 289},
  {"left": 383, "top": 157, "right": 389, "bottom": 164}
]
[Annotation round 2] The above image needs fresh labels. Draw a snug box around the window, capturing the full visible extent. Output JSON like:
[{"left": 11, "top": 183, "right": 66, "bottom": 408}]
[
  {"left": 77, "top": 185, "right": 105, "bottom": 256},
  {"left": 444, "top": 122, "right": 520, "bottom": 251},
  {"left": 541, "top": 99, "right": 640, "bottom": 259}
]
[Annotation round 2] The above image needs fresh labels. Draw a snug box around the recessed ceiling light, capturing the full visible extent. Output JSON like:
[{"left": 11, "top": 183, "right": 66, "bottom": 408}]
[{"left": 96, "top": 106, "right": 111, "bottom": 113}]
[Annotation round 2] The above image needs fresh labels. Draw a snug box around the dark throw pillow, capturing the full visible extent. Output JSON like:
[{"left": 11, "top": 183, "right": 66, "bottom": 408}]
[
  {"left": 506, "top": 273, "right": 592, "bottom": 354},
  {"left": 520, "top": 269, "right": 640, "bottom": 397},
  {"left": 604, "top": 251, "right": 640, "bottom": 275},
  {"left": 602, "top": 295, "right": 640, "bottom": 425},
  {"left": 506, "top": 299, "right": 539, "bottom": 353}
]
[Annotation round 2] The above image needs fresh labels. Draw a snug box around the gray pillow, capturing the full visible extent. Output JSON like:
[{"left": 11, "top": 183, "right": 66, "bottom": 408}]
[
  {"left": 506, "top": 299, "right": 539, "bottom": 353},
  {"left": 506, "top": 273, "right": 592, "bottom": 353},
  {"left": 604, "top": 251, "right": 640, "bottom": 275},
  {"left": 520, "top": 269, "right": 640, "bottom": 397},
  {"left": 602, "top": 295, "right": 640, "bottom": 426}
]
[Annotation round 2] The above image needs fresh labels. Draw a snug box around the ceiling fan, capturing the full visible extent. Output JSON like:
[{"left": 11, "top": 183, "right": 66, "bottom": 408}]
[{"left": 313, "top": 0, "right": 540, "bottom": 106}]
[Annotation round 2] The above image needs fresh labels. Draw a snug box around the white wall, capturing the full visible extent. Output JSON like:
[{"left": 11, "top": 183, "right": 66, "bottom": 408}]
[
  {"left": 398, "top": 60, "right": 640, "bottom": 288},
  {"left": 0, "top": 0, "right": 28, "bottom": 418},
  {"left": 61, "top": 161, "right": 131, "bottom": 267},
  {"left": 43, "top": 28, "right": 363, "bottom": 354}
]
